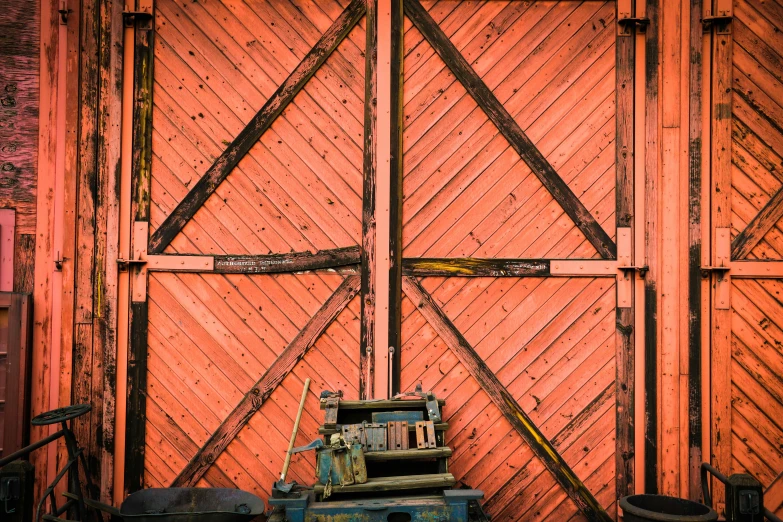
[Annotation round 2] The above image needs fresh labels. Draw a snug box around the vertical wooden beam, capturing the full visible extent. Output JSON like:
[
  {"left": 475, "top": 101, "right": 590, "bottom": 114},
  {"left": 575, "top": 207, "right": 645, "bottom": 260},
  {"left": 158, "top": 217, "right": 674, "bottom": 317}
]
[
  {"left": 31, "top": 0, "right": 59, "bottom": 501},
  {"left": 643, "top": 0, "right": 661, "bottom": 495},
  {"left": 699, "top": 0, "right": 713, "bottom": 502},
  {"left": 375, "top": 0, "right": 391, "bottom": 400},
  {"left": 387, "top": 0, "right": 403, "bottom": 395},
  {"left": 360, "top": 0, "right": 377, "bottom": 400},
  {"left": 125, "top": 0, "right": 154, "bottom": 495},
  {"left": 56, "top": 0, "right": 82, "bottom": 499},
  {"left": 93, "top": 0, "right": 125, "bottom": 504},
  {"left": 660, "top": 0, "right": 682, "bottom": 497},
  {"left": 72, "top": 0, "right": 101, "bottom": 500},
  {"left": 114, "top": 0, "right": 137, "bottom": 501},
  {"left": 710, "top": 0, "right": 733, "bottom": 509},
  {"left": 616, "top": 0, "right": 635, "bottom": 499},
  {"left": 686, "top": 0, "right": 704, "bottom": 501}
]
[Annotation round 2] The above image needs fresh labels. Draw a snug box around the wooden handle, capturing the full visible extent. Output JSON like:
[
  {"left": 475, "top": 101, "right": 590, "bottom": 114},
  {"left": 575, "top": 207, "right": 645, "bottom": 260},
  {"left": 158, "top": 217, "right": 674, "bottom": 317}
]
[{"left": 280, "top": 378, "right": 311, "bottom": 481}]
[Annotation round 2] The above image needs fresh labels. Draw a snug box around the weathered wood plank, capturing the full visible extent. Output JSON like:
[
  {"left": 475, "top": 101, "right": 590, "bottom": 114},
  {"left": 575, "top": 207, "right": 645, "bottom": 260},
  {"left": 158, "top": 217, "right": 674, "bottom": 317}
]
[
  {"left": 148, "top": 0, "right": 365, "bottom": 254},
  {"left": 401, "top": 276, "right": 611, "bottom": 522},
  {"left": 213, "top": 247, "right": 360, "bottom": 274},
  {"left": 361, "top": 0, "right": 377, "bottom": 400},
  {"left": 402, "top": 258, "right": 550, "bottom": 277},
  {"left": 125, "top": 302, "right": 148, "bottom": 494},
  {"left": 711, "top": 3, "right": 733, "bottom": 507},
  {"left": 388, "top": 0, "right": 404, "bottom": 395},
  {"left": 171, "top": 275, "right": 360, "bottom": 487},
  {"left": 403, "top": 0, "right": 616, "bottom": 259}
]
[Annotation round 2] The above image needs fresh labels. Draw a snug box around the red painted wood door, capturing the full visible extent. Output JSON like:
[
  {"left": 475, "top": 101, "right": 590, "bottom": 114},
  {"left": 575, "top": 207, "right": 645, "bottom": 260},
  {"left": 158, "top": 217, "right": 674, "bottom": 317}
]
[
  {"left": 125, "top": 0, "right": 372, "bottom": 499},
  {"left": 125, "top": 1, "right": 639, "bottom": 520},
  {"left": 707, "top": 0, "right": 783, "bottom": 516},
  {"left": 391, "top": 1, "right": 636, "bottom": 520}
]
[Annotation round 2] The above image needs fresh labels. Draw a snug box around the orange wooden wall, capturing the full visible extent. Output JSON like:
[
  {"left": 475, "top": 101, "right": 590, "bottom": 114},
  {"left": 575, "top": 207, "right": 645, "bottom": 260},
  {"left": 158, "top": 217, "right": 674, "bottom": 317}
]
[{"left": 18, "top": 0, "right": 783, "bottom": 521}]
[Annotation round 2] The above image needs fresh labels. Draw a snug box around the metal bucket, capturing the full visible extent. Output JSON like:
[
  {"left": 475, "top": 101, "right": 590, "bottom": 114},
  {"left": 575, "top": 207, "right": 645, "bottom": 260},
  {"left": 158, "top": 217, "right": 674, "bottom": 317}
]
[{"left": 620, "top": 495, "right": 718, "bottom": 522}]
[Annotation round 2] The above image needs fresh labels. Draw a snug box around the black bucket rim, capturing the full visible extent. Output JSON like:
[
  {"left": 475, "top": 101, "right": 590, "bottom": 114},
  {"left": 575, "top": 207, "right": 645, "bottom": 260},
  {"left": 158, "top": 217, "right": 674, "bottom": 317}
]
[{"left": 620, "top": 494, "right": 718, "bottom": 522}]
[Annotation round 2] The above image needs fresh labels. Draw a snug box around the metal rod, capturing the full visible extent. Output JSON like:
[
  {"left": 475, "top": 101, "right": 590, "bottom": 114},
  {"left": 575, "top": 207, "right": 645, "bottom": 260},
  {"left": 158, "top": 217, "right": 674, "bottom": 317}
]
[
  {"left": 280, "top": 378, "right": 311, "bottom": 482},
  {"left": 0, "top": 430, "right": 65, "bottom": 467}
]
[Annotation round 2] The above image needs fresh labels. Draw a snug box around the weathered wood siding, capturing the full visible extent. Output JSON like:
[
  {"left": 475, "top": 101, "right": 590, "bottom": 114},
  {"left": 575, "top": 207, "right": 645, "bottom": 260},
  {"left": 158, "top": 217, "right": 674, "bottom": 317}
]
[
  {"left": 139, "top": 0, "right": 368, "bottom": 500},
  {"left": 715, "top": 0, "right": 783, "bottom": 517},
  {"left": 399, "top": 2, "right": 623, "bottom": 520}
]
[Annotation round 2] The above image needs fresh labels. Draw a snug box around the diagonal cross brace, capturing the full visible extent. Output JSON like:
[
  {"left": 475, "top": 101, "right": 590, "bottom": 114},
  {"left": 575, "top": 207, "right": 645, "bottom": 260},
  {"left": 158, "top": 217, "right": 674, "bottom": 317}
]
[
  {"left": 732, "top": 187, "right": 783, "bottom": 260},
  {"left": 171, "top": 275, "right": 361, "bottom": 487},
  {"left": 402, "top": 276, "right": 612, "bottom": 522},
  {"left": 148, "top": 0, "right": 367, "bottom": 254},
  {"left": 403, "top": 0, "right": 616, "bottom": 259}
]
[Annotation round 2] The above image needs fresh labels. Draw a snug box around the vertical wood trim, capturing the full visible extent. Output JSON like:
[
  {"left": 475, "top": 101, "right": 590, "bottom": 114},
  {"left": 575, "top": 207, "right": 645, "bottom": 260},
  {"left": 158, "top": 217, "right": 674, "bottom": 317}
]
[
  {"left": 388, "top": 0, "right": 403, "bottom": 395},
  {"left": 94, "top": 0, "right": 125, "bottom": 503},
  {"left": 644, "top": 0, "right": 660, "bottom": 495},
  {"left": 31, "top": 0, "right": 59, "bottom": 500},
  {"left": 57, "top": 0, "right": 81, "bottom": 495},
  {"left": 114, "top": 12, "right": 136, "bottom": 502},
  {"left": 402, "top": 276, "right": 612, "bottom": 522},
  {"left": 72, "top": 0, "right": 100, "bottom": 500},
  {"left": 125, "top": 4, "right": 154, "bottom": 494},
  {"left": 710, "top": 3, "right": 733, "bottom": 510},
  {"left": 616, "top": 3, "right": 635, "bottom": 498},
  {"left": 360, "top": 0, "right": 377, "bottom": 400},
  {"left": 687, "top": 0, "right": 704, "bottom": 500},
  {"left": 2, "top": 294, "right": 33, "bottom": 456},
  {"left": 375, "top": 0, "right": 391, "bottom": 400}
]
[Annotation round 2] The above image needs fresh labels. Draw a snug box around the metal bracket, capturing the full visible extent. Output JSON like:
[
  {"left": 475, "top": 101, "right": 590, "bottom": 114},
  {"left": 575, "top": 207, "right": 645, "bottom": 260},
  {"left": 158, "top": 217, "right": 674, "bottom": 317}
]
[
  {"left": 123, "top": 0, "right": 153, "bottom": 27},
  {"left": 116, "top": 258, "right": 148, "bottom": 272},
  {"left": 712, "top": 228, "right": 731, "bottom": 310},
  {"left": 618, "top": 17, "right": 650, "bottom": 33}
]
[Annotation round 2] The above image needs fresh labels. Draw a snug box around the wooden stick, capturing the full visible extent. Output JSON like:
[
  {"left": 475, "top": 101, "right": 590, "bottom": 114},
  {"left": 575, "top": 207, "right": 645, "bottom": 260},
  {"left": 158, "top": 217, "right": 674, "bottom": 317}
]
[{"left": 281, "top": 378, "right": 311, "bottom": 482}]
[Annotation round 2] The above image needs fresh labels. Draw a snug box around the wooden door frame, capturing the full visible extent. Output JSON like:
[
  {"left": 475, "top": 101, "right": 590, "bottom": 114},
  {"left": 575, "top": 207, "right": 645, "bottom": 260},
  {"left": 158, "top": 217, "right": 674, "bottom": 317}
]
[
  {"left": 386, "top": 0, "right": 639, "bottom": 519},
  {"left": 122, "top": 0, "right": 376, "bottom": 495}
]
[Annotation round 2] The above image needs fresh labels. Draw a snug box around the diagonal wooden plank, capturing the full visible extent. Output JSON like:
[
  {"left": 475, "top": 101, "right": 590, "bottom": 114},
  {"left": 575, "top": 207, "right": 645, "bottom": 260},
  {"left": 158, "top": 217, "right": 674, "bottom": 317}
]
[
  {"left": 403, "top": 0, "right": 616, "bottom": 259},
  {"left": 401, "top": 276, "right": 612, "bottom": 522},
  {"left": 765, "top": 470, "right": 783, "bottom": 513},
  {"left": 732, "top": 187, "right": 783, "bottom": 259},
  {"left": 171, "top": 275, "right": 361, "bottom": 487},
  {"left": 148, "top": 0, "right": 366, "bottom": 254}
]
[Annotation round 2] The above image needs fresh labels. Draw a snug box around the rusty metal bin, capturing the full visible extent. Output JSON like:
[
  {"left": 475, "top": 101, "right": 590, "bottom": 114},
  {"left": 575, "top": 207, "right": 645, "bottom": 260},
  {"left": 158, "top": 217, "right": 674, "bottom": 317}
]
[{"left": 620, "top": 495, "right": 718, "bottom": 522}]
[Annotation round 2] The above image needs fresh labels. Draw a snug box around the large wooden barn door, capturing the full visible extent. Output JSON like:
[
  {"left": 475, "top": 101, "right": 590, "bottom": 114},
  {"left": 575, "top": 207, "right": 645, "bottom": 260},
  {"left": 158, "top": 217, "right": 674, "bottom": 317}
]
[
  {"left": 708, "top": 0, "right": 783, "bottom": 516},
  {"left": 392, "top": 1, "right": 636, "bottom": 520},
  {"left": 123, "top": 0, "right": 375, "bottom": 499}
]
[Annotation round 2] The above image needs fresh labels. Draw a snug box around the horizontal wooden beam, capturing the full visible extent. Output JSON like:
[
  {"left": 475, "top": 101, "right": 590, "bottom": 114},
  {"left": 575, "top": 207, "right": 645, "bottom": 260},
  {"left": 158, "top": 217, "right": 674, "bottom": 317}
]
[
  {"left": 729, "top": 262, "right": 783, "bottom": 278},
  {"left": 401, "top": 276, "right": 611, "bottom": 522},
  {"left": 171, "top": 275, "right": 361, "bottom": 487},
  {"left": 403, "top": 258, "right": 549, "bottom": 277},
  {"left": 403, "top": 0, "right": 616, "bottom": 259},
  {"left": 213, "top": 246, "right": 360, "bottom": 273},
  {"left": 147, "top": 0, "right": 366, "bottom": 253}
]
